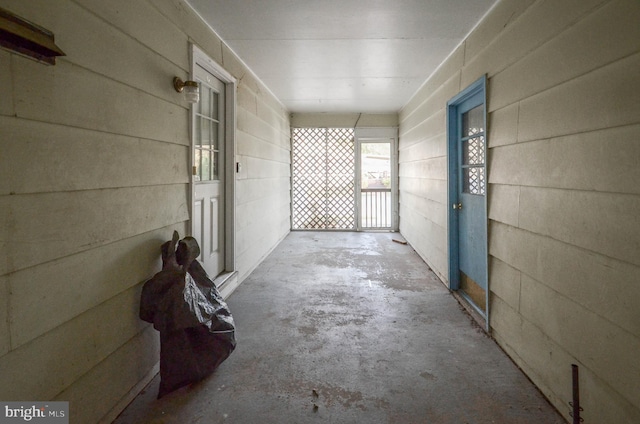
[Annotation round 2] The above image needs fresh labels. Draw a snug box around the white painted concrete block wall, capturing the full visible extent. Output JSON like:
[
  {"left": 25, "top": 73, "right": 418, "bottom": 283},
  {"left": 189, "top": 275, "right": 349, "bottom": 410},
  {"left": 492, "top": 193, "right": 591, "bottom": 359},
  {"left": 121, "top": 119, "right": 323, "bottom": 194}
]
[
  {"left": 0, "top": 0, "right": 290, "bottom": 422},
  {"left": 398, "top": 0, "right": 640, "bottom": 422}
]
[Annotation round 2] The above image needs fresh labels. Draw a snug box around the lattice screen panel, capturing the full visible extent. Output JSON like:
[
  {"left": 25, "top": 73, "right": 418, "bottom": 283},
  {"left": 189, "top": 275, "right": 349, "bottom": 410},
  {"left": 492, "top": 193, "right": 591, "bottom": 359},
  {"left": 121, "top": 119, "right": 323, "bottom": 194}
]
[{"left": 292, "top": 128, "right": 355, "bottom": 230}]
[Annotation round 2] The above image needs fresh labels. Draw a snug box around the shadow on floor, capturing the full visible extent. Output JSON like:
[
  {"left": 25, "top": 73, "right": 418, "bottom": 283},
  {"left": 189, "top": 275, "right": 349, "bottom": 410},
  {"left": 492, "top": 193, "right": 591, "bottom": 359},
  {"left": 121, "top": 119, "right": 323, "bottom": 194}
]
[{"left": 113, "top": 231, "right": 565, "bottom": 424}]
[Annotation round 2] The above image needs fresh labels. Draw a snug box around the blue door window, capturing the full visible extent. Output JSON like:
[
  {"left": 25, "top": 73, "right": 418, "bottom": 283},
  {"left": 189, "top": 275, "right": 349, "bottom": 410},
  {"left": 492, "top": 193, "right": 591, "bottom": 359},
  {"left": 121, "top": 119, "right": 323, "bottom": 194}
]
[{"left": 461, "top": 105, "right": 486, "bottom": 195}]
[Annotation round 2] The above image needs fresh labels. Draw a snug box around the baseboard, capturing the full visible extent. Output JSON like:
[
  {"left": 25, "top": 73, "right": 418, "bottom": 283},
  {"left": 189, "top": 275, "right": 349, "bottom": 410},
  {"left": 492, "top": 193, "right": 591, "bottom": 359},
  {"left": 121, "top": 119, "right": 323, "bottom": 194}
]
[
  {"left": 217, "top": 271, "right": 240, "bottom": 299},
  {"left": 98, "top": 362, "right": 159, "bottom": 424}
]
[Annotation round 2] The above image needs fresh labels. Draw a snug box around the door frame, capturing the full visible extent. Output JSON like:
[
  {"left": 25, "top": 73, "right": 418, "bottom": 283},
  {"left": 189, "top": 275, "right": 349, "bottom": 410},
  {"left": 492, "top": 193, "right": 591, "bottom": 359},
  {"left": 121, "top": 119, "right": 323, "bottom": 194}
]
[
  {"left": 446, "top": 75, "right": 489, "bottom": 330},
  {"left": 190, "top": 44, "right": 237, "bottom": 280},
  {"left": 354, "top": 127, "right": 399, "bottom": 231}
]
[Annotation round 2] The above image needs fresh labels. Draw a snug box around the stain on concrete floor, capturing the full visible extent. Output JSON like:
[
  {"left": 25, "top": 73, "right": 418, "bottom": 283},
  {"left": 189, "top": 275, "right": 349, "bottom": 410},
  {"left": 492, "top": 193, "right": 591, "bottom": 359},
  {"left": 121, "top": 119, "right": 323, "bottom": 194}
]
[{"left": 113, "top": 231, "right": 565, "bottom": 424}]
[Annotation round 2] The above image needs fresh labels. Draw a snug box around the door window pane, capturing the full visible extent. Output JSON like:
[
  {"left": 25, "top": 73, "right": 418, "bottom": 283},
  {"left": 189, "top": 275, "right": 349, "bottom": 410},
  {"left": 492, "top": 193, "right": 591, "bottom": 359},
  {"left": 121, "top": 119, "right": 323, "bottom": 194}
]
[
  {"left": 463, "top": 167, "right": 485, "bottom": 195},
  {"left": 197, "top": 117, "right": 211, "bottom": 147},
  {"left": 212, "top": 151, "right": 218, "bottom": 180},
  {"left": 463, "top": 104, "right": 484, "bottom": 136},
  {"left": 463, "top": 136, "right": 484, "bottom": 165},
  {"left": 212, "top": 92, "right": 219, "bottom": 121},
  {"left": 361, "top": 142, "right": 391, "bottom": 189},
  {"left": 199, "top": 85, "right": 211, "bottom": 117},
  {"left": 201, "top": 150, "right": 211, "bottom": 181},
  {"left": 211, "top": 122, "right": 219, "bottom": 150},
  {"left": 195, "top": 117, "right": 202, "bottom": 148},
  {"left": 194, "top": 149, "right": 201, "bottom": 182}
]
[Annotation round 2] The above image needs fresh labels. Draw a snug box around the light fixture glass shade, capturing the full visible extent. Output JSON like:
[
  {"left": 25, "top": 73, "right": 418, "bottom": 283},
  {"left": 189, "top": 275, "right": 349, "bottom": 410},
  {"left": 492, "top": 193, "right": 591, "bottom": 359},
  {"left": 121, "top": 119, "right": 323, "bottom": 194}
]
[
  {"left": 173, "top": 77, "right": 200, "bottom": 103},
  {"left": 183, "top": 83, "right": 200, "bottom": 103}
]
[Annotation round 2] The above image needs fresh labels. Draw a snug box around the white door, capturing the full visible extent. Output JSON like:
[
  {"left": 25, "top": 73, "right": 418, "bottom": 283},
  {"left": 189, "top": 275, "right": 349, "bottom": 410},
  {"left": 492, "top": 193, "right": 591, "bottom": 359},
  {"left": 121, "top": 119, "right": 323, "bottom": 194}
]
[
  {"left": 354, "top": 127, "right": 399, "bottom": 231},
  {"left": 192, "top": 64, "right": 225, "bottom": 279},
  {"left": 357, "top": 139, "right": 393, "bottom": 230}
]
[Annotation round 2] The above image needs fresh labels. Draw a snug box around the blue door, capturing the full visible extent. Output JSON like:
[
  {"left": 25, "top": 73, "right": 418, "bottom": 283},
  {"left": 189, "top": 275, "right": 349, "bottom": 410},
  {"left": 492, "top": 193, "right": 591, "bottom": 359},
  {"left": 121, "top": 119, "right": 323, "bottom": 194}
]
[{"left": 447, "top": 77, "right": 488, "bottom": 320}]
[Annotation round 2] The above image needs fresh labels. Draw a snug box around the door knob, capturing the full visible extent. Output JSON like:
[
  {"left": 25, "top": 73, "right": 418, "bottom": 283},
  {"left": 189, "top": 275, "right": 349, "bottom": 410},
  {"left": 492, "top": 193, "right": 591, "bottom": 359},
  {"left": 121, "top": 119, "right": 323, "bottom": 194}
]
[{"left": 452, "top": 203, "right": 462, "bottom": 210}]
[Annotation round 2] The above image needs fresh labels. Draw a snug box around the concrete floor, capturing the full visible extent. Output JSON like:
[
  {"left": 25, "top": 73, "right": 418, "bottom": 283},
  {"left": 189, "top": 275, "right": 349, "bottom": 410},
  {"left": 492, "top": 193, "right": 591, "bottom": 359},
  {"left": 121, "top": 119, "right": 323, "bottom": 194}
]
[{"left": 114, "top": 231, "right": 565, "bottom": 424}]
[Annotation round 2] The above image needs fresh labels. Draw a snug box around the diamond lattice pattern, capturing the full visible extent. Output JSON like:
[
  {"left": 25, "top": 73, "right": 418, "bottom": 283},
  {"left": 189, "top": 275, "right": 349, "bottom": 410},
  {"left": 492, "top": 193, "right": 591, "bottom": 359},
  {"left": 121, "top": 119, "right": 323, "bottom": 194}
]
[
  {"left": 463, "top": 136, "right": 484, "bottom": 166},
  {"left": 462, "top": 134, "right": 485, "bottom": 195},
  {"left": 463, "top": 167, "right": 486, "bottom": 195},
  {"left": 292, "top": 128, "right": 355, "bottom": 229},
  {"left": 461, "top": 106, "right": 486, "bottom": 196}
]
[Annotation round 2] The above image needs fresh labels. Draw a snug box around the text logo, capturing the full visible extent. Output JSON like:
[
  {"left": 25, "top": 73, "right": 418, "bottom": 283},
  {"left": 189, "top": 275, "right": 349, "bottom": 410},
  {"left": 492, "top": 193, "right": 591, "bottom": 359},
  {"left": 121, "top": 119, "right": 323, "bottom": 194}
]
[{"left": 0, "top": 402, "right": 68, "bottom": 424}]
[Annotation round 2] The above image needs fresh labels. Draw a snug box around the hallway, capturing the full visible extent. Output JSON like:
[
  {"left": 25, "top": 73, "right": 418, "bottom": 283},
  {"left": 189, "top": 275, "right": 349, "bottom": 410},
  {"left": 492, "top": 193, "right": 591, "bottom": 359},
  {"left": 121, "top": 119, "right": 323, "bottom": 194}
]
[{"left": 114, "top": 231, "right": 564, "bottom": 423}]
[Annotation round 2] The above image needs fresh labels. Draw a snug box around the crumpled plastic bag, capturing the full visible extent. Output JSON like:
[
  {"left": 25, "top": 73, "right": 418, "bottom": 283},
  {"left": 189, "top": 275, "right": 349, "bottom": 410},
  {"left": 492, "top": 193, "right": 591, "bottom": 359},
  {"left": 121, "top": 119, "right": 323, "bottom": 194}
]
[{"left": 140, "top": 231, "right": 236, "bottom": 398}]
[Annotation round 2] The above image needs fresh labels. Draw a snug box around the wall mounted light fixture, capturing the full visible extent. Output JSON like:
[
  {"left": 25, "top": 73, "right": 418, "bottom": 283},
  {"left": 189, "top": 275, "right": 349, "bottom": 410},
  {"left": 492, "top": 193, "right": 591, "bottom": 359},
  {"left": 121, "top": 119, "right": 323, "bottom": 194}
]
[{"left": 173, "top": 77, "right": 199, "bottom": 103}]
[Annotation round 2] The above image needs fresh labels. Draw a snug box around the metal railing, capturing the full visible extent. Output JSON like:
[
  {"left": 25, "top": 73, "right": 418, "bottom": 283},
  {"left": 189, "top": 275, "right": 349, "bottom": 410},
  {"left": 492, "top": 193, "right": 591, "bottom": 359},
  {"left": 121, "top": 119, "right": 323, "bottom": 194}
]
[{"left": 361, "top": 189, "right": 391, "bottom": 229}]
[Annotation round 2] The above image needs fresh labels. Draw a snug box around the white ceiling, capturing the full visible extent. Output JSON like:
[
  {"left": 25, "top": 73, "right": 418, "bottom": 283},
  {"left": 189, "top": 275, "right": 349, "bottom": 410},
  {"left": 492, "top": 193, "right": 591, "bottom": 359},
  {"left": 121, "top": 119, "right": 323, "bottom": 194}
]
[{"left": 186, "top": 0, "right": 497, "bottom": 114}]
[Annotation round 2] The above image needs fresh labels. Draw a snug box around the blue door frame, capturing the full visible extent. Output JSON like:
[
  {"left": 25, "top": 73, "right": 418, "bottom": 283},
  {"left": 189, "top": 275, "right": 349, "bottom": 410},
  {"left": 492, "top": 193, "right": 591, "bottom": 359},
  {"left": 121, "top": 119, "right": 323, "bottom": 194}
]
[{"left": 447, "top": 75, "right": 489, "bottom": 330}]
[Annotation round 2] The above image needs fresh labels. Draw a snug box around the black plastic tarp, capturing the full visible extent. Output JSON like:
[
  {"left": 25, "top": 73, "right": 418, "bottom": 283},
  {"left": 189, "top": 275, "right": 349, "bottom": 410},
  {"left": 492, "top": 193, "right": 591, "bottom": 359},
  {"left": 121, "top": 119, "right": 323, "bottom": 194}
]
[{"left": 140, "top": 231, "right": 236, "bottom": 398}]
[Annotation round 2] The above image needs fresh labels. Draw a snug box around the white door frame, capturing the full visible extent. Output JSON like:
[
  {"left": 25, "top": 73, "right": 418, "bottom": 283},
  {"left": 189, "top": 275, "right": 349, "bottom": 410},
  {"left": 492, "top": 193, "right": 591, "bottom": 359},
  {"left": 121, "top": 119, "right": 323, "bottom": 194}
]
[
  {"left": 190, "top": 44, "right": 237, "bottom": 280},
  {"left": 354, "top": 127, "right": 399, "bottom": 231}
]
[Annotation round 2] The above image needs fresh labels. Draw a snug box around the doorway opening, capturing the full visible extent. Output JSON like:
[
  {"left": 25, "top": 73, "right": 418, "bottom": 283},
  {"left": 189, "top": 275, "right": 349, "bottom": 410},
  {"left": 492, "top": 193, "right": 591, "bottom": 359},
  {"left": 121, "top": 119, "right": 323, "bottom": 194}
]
[
  {"left": 447, "top": 76, "right": 489, "bottom": 330},
  {"left": 291, "top": 127, "right": 398, "bottom": 232},
  {"left": 190, "top": 45, "right": 237, "bottom": 289},
  {"left": 355, "top": 128, "right": 398, "bottom": 231}
]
